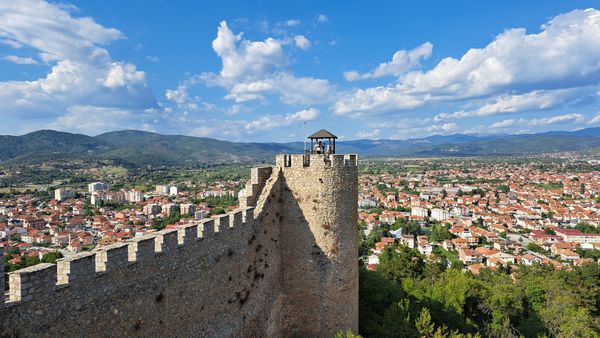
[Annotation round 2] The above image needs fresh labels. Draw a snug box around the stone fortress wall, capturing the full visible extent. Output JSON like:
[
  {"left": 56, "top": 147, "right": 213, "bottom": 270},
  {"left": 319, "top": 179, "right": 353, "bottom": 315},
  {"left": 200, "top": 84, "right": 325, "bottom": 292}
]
[{"left": 0, "top": 153, "right": 358, "bottom": 338}]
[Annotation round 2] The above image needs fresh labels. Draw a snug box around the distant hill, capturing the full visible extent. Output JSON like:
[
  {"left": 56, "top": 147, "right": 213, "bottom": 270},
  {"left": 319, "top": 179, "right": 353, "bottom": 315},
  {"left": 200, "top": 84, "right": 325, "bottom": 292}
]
[
  {"left": 0, "top": 130, "right": 108, "bottom": 162},
  {"left": 1, "top": 127, "right": 600, "bottom": 166},
  {"left": 416, "top": 128, "right": 600, "bottom": 156},
  {"left": 0, "top": 130, "right": 294, "bottom": 166},
  {"left": 95, "top": 130, "right": 294, "bottom": 165}
]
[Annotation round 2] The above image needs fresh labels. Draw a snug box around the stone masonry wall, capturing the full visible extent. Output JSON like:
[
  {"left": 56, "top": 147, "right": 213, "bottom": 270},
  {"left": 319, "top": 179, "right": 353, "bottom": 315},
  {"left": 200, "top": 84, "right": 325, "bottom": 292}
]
[
  {"left": 276, "top": 154, "right": 359, "bottom": 337},
  {"left": 1, "top": 205, "right": 282, "bottom": 337},
  {"left": 1, "top": 245, "right": 4, "bottom": 318},
  {"left": 0, "top": 154, "right": 358, "bottom": 337}
]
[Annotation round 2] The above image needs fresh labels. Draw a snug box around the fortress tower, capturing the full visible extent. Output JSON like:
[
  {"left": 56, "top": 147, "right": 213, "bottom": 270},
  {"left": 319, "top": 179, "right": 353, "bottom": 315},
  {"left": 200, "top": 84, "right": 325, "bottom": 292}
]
[
  {"left": 275, "top": 152, "right": 359, "bottom": 336},
  {"left": 1, "top": 140, "right": 358, "bottom": 337}
]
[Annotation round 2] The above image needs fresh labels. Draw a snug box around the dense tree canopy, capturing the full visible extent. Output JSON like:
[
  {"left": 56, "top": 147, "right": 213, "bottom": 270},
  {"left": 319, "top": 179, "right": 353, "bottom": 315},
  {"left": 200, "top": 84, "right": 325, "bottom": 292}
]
[{"left": 359, "top": 244, "right": 600, "bottom": 337}]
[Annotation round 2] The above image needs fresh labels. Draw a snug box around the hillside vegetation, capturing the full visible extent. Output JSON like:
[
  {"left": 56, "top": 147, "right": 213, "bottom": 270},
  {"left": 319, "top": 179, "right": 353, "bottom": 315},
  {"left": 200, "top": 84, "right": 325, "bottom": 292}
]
[{"left": 2, "top": 128, "right": 600, "bottom": 166}]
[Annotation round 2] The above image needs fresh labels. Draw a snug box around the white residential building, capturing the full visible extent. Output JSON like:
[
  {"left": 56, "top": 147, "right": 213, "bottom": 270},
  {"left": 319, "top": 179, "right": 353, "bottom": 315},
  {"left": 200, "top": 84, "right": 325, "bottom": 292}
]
[
  {"left": 359, "top": 198, "right": 378, "bottom": 208},
  {"left": 143, "top": 204, "right": 162, "bottom": 216},
  {"left": 431, "top": 208, "right": 449, "bottom": 221},
  {"left": 411, "top": 207, "right": 428, "bottom": 218},
  {"left": 155, "top": 185, "right": 170, "bottom": 195},
  {"left": 417, "top": 240, "right": 433, "bottom": 255},
  {"left": 180, "top": 203, "right": 196, "bottom": 216},
  {"left": 91, "top": 191, "right": 124, "bottom": 206},
  {"left": 367, "top": 254, "right": 380, "bottom": 265},
  {"left": 124, "top": 190, "right": 143, "bottom": 203},
  {"left": 162, "top": 203, "right": 180, "bottom": 216},
  {"left": 400, "top": 235, "right": 415, "bottom": 248},
  {"left": 54, "top": 188, "right": 76, "bottom": 201},
  {"left": 88, "top": 182, "right": 110, "bottom": 192}
]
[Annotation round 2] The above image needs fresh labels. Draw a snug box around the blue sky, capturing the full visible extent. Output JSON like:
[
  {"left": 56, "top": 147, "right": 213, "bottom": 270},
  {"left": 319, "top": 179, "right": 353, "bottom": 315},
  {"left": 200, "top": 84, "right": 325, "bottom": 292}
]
[{"left": 2, "top": 1, "right": 600, "bottom": 142}]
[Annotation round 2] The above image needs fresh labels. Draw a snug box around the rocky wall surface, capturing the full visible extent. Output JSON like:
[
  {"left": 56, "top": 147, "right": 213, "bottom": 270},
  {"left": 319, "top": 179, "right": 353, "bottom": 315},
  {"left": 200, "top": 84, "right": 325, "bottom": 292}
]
[
  {"left": 1, "top": 207, "right": 282, "bottom": 338},
  {"left": 276, "top": 154, "right": 359, "bottom": 337}
]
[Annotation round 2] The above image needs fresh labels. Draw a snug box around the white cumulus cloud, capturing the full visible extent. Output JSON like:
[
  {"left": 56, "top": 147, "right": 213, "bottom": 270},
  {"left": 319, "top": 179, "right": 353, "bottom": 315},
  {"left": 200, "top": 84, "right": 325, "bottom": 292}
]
[
  {"left": 489, "top": 113, "right": 584, "bottom": 129},
  {"left": 588, "top": 112, "right": 600, "bottom": 125},
  {"left": 286, "top": 19, "right": 301, "bottom": 27},
  {"left": 344, "top": 42, "right": 433, "bottom": 81},
  {"left": 245, "top": 108, "right": 319, "bottom": 131},
  {"left": 434, "top": 88, "right": 588, "bottom": 121},
  {"left": 335, "top": 8, "right": 600, "bottom": 117},
  {"left": 0, "top": 0, "right": 158, "bottom": 133},
  {"left": 356, "top": 129, "right": 381, "bottom": 138},
  {"left": 317, "top": 14, "right": 329, "bottom": 23},
  {"left": 3, "top": 55, "right": 38, "bottom": 64},
  {"left": 388, "top": 122, "right": 458, "bottom": 140},
  {"left": 187, "top": 21, "right": 334, "bottom": 106},
  {"left": 212, "top": 21, "right": 287, "bottom": 81},
  {"left": 294, "top": 35, "right": 311, "bottom": 50}
]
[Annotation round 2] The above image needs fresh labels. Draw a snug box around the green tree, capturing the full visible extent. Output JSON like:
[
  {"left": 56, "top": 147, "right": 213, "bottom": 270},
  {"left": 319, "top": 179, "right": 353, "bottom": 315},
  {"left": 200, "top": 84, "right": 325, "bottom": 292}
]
[
  {"left": 423, "top": 256, "right": 449, "bottom": 286},
  {"left": 333, "top": 329, "right": 363, "bottom": 338},
  {"left": 416, "top": 307, "right": 434, "bottom": 337},
  {"left": 394, "top": 220, "right": 420, "bottom": 236},
  {"left": 575, "top": 222, "right": 599, "bottom": 234},
  {"left": 380, "top": 299, "right": 419, "bottom": 337},
  {"left": 526, "top": 243, "right": 545, "bottom": 254},
  {"left": 358, "top": 268, "right": 406, "bottom": 337},
  {"left": 378, "top": 245, "right": 425, "bottom": 283},
  {"left": 481, "top": 277, "right": 523, "bottom": 337},
  {"left": 429, "top": 224, "right": 454, "bottom": 242},
  {"left": 496, "top": 185, "right": 510, "bottom": 193},
  {"left": 41, "top": 251, "right": 63, "bottom": 264}
]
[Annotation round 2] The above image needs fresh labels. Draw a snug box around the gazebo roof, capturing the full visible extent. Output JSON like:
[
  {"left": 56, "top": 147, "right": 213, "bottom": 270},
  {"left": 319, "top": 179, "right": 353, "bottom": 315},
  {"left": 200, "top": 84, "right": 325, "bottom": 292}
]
[{"left": 308, "top": 129, "right": 337, "bottom": 139}]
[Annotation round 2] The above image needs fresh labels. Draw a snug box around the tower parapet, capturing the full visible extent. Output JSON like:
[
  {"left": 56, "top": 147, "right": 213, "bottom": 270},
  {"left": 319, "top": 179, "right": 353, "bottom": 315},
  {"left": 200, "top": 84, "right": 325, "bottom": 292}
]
[{"left": 276, "top": 153, "right": 357, "bottom": 168}]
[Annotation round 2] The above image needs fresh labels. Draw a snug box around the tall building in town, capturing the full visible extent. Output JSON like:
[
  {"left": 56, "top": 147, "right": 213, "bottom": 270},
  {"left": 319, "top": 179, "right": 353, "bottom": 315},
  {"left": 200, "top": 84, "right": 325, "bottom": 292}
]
[
  {"left": 88, "top": 182, "right": 110, "bottom": 193},
  {"left": 54, "top": 188, "right": 76, "bottom": 201}
]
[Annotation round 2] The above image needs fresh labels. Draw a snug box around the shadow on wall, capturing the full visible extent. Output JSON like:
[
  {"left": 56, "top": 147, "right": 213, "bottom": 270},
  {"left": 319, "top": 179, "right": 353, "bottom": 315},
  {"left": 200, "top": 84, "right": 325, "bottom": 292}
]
[{"left": 277, "top": 177, "right": 332, "bottom": 337}]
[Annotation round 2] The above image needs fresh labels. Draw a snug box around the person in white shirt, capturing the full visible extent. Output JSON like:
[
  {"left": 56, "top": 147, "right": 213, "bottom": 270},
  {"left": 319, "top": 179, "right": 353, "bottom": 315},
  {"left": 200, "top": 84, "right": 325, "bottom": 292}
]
[{"left": 315, "top": 141, "right": 323, "bottom": 154}]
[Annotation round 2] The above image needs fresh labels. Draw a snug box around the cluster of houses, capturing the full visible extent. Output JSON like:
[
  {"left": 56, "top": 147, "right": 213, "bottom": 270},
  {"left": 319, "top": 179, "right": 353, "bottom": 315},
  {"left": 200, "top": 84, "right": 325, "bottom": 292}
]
[
  {"left": 359, "top": 160, "right": 600, "bottom": 273},
  {"left": 0, "top": 180, "right": 241, "bottom": 268}
]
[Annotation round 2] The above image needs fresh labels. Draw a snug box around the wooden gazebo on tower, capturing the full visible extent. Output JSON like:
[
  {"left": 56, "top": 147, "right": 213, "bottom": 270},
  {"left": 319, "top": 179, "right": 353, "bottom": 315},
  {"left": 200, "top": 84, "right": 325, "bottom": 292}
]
[{"left": 308, "top": 129, "right": 337, "bottom": 155}]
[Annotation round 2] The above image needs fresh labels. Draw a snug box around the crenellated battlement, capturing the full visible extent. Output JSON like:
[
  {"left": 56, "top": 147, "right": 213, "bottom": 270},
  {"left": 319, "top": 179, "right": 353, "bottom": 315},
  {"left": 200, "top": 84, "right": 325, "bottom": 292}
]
[
  {"left": 8, "top": 263, "right": 56, "bottom": 303},
  {"left": 3, "top": 207, "right": 255, "bottom": 308},
  {"left": 275, "top": 153, "right": 357, "bottom": 169},
  {"left": 239, "top": 167, "right": 272, "bottom": 208}
]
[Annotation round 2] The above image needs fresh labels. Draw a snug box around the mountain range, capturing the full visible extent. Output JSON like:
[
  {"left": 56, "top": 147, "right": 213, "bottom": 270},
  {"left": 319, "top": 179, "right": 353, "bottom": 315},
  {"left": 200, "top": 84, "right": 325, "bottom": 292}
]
[{"left": 1, "top": 128, "right": 600, "bottom": 166}]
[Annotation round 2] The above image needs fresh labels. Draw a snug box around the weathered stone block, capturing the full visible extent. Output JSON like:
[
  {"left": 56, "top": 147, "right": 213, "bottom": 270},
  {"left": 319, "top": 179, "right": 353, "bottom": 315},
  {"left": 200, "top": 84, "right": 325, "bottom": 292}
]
[{"left": 8, "top": 263, "right": 56, "bottom": 302}]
